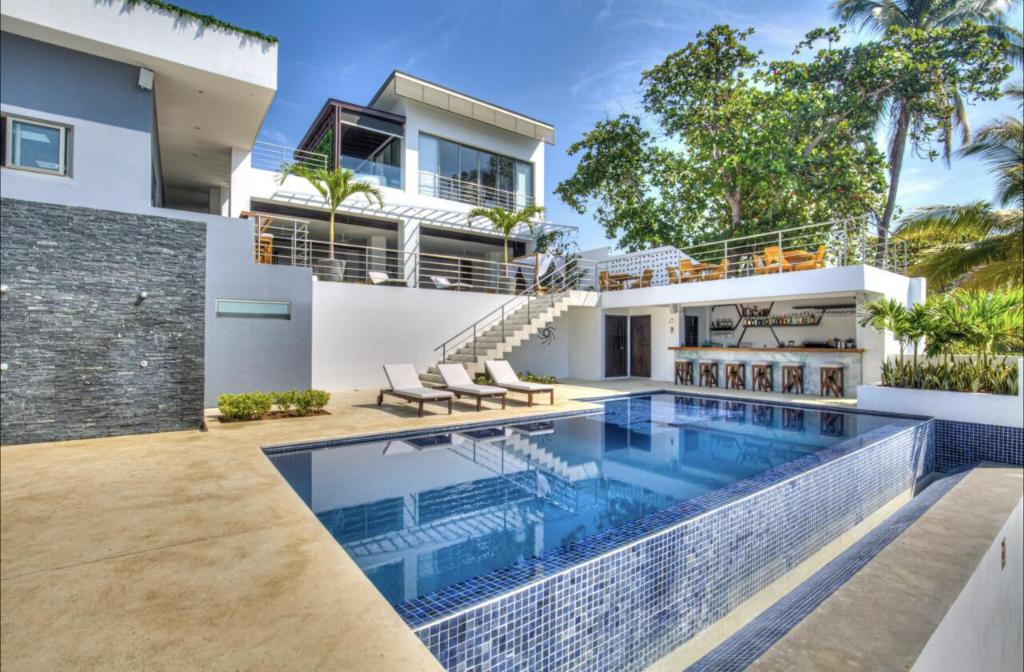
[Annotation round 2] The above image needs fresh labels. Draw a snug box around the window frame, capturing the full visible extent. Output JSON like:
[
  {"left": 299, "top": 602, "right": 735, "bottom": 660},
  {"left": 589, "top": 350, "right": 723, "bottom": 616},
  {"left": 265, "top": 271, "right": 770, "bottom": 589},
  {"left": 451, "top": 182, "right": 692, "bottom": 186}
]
[
  {"left": 419, "top": 132, "right": 533, "bottom": 197},
  {"left": 2, "top": 114, "right": 70, "bottom": 177},
  {"left": 215, "top": 299, "right": 292, "bottom": 320}
]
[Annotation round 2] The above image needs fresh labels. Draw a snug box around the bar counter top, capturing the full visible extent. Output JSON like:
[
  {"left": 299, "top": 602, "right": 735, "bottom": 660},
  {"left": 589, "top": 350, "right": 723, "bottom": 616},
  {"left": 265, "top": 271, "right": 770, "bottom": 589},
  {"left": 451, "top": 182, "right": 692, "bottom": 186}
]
[{"left": 669, "top": 346, "right": 864, "bottom": 353}]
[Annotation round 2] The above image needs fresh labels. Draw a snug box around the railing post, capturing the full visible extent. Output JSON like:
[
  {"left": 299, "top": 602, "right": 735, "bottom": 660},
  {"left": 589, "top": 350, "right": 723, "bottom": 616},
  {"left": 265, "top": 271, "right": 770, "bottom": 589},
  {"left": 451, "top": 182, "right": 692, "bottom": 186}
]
[
  {"left": 777, "top": 231, "right": 784, "bottom": 273},
  {"left": 473, "top": 322, "right": 477, "bottom": 359},
  {"left": 723, "top": 241, "right": 729, "bottom": 278},
  {"left": 501, "top": 305, "right": 505, "bottom": 341}
]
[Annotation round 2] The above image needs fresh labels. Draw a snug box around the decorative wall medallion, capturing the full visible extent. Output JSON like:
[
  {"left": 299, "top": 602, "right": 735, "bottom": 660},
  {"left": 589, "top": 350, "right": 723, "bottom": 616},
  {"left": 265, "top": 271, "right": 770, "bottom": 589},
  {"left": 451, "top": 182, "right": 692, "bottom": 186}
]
[{"left": 538, "top": 326, "right": 557, "bottom": 345}]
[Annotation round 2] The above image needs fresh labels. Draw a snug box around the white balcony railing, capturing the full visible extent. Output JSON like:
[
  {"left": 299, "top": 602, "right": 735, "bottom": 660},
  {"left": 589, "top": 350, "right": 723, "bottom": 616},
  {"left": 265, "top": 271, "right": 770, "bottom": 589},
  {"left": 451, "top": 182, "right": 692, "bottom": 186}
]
[
  {"left": 249, "top": 213, "right": 598, "bottom": 294},
  {"left": 251, "top": 141, "right": 329, "bottom": 171},
  {"left": 419, "top": 171, "right": 535, "bottom": 211}
]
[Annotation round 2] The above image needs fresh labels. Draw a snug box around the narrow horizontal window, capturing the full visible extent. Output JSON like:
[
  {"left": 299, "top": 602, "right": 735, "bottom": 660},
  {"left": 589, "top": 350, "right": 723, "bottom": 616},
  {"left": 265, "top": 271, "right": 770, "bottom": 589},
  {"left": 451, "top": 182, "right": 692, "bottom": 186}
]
[
  {"left": 3, "top": 116, "right": 69, "bottom": 176},
  {"left": 216, "top": 299, "right": 291, "bottom": 320}
]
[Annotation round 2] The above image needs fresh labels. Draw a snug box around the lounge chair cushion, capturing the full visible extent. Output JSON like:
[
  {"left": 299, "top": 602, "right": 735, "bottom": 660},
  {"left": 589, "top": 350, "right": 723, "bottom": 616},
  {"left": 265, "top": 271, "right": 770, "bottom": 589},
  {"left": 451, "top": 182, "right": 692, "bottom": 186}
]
[
  {"left": 387, "top": 387, "right": 453, "bottom": 401},
  {"left": 383, "top": 364, "right": 452, "bottom": 400},
  {"left": 437, "top": 364, "right": 506, "bottom": 396},
  {"left": 485, "top": 360, "right": 554, "bottom": 391}
]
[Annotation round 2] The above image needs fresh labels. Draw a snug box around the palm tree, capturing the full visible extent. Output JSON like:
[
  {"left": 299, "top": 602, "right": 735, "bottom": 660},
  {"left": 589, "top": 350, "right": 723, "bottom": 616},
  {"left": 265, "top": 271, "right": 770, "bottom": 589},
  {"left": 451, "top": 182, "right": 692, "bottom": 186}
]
[
  {"left": 896, "top": 81, "right": 1023, "bottom": 289},
  {"left": 832, "top": 0, "right": 1021, "bottom": 260},
  {"left": 467, "top": 205, "right": 545, "bottom": 264},
  {"left": 277, "top": 163, "right": 384, "bottom": 260},
  {"left": 858, "top": 296, "right": 910, "bottom": 361}
]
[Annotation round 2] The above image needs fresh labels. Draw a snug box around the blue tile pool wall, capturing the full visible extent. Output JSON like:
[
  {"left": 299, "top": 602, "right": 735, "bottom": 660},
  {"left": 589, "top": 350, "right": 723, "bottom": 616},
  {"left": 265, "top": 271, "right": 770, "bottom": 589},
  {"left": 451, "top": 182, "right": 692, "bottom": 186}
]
[
  {"left": 414, "top": 421, "right": 934, "bottom": 672},
  {"left": 934, "top": 420, "right": 1023, "bottom": 472}
]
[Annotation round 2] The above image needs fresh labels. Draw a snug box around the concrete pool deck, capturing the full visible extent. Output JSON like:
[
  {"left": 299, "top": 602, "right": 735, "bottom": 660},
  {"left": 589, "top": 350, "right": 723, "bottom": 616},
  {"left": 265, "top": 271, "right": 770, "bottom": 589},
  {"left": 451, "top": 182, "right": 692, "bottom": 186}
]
[{"left": 0, "top": 380, "right": 854, "bottom": 670}]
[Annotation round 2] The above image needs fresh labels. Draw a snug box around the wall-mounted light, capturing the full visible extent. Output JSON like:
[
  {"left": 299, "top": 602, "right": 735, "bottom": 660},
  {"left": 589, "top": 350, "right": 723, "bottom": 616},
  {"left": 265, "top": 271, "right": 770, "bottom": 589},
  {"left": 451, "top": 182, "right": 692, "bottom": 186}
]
[
  {"left": 0, "top": 285, "right": 8, "bottom": 294},
  {"left": 140, "top": 360, "right": 148, "bottom": 368},
  {"left": 135, "top": 290, "right": 149, "bottom": 307},
  {"left": 0, "top": 363, "right": 8, "bottom": 372}
]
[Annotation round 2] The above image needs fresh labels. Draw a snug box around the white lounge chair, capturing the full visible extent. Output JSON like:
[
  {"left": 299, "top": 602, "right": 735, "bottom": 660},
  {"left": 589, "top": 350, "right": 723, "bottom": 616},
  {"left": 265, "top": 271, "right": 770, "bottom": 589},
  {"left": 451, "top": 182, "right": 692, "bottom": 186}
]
[
  {"left": 484, "top": 360, "right": 555, "bottom": 406},
  {"left": 367, "top": 271, "right": 406, "bottom": 286},
  {"left": 437, "top": 363, "right": 507, "bottom": 411},
  {"left": 377, "top": 364, "right": 453, "bottom": 417},
  {"left": 431, "top": 275, "right": 471, "bottom": 291}
]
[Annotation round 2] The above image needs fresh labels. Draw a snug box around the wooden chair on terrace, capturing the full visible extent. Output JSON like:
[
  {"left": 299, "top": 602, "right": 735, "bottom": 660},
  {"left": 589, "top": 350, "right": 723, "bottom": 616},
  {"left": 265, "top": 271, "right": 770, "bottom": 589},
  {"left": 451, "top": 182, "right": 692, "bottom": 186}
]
[
  {"left": 701, "top": 259, "right": 728, "bottom": 281},
  {"left": 789, "top": 245, "right": 827, "bottom": 271},
  {"left": 762, "top": 246, "right": 793, "bottom": 273},
  {"left": 599, "top": 271, "right": 623, "bottom": 291},
  {"left": 679, "top": 259, "right": 701, "bottom": 283},
  {"left": 666, "top": 266, "right": 682, "bottom": 284},
  {"left": 630, "top": 268, "right": 654, "bottom": 289}
]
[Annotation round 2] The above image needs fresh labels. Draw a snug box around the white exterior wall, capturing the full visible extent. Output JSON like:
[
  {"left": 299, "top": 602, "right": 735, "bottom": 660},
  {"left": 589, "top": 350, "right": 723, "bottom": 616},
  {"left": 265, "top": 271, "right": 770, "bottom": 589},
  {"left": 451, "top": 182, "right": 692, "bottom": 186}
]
[
  {"left": 506, "top": 313, "right": 570, "bottom": 379},
  {"left": 311, "top": 282, "right": 509, "bottom": 390},
  {"left": 568, "top": 307, "right": 603, "bottom": 380},
  {"left": 388, "top": 98, "right": 545, "bottom": 210},
  {"left": 912, "top": 499, "right": 1024, "bottom": 672}
]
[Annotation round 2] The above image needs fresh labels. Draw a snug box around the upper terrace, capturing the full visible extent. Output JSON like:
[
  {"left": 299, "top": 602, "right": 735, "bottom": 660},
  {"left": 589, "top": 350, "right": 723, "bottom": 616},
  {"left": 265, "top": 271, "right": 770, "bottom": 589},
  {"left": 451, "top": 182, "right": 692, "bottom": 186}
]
[{"left": 244, "top": 209, "right": 910, "bottom": 299}]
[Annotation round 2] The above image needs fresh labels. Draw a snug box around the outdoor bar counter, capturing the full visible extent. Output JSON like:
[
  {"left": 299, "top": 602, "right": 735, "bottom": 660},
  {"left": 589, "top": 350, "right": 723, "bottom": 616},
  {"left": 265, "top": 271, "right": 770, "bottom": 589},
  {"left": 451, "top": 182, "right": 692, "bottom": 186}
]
[{"left": 669, "top": 346, "right": 864, "bottom": 397}]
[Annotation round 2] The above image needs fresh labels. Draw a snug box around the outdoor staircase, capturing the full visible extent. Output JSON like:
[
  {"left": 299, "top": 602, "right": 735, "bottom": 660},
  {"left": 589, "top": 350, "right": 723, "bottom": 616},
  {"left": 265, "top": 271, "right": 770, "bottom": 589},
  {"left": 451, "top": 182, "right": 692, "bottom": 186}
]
[{"left": 420, "top": 287, "right": 594, "bottom": 387}]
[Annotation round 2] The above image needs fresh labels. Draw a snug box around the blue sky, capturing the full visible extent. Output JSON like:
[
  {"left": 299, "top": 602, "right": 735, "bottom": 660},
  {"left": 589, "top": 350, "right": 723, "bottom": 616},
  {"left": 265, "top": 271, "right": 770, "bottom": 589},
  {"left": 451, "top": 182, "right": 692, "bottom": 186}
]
[{"left": 190, "top": 0, "right": 1021, "bottom": 251}]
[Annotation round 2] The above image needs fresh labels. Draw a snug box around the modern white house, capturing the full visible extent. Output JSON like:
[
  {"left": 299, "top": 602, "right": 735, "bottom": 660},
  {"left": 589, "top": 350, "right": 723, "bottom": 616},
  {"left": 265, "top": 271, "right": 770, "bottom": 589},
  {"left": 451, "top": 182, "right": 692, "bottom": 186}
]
[{"left": 1, "top": 0, "right": 919, "bottom": 441}]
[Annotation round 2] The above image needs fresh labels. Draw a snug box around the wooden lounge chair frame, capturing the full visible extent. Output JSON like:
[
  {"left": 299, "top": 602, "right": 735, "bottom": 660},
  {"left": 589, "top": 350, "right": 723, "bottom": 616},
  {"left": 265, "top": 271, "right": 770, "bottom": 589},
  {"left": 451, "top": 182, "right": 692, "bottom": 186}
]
[{"left": 377, "top": 364, "right": 454, "bottom": 417}]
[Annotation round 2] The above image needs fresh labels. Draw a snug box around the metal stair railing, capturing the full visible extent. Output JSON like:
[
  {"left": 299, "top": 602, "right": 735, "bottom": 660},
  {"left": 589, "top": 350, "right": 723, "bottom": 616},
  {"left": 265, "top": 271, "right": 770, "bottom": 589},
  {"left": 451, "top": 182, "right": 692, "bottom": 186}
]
[{"left": 434, "top": 257, "right": 596, "bottom": 363}]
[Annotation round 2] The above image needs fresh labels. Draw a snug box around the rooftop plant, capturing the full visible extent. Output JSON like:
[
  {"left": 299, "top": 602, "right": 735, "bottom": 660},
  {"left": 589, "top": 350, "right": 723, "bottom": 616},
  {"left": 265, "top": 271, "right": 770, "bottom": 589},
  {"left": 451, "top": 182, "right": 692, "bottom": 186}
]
[{"left": 124, "top": 0, "right": 278, "bottom": 43}]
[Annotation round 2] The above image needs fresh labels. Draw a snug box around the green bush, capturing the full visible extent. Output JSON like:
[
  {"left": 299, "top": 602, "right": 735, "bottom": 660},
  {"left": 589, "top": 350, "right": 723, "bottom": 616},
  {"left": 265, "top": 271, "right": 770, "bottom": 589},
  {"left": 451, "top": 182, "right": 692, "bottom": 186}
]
[
  {"left": 272, "top": 389, "right": 298, "bottom": 413},
  {"left": 474, "top": 371, "right": 557, "bottom": 385},
  {"left": 218, "top": 392, "right": 273, "bottom": 421},
  {"left": 295, "top": 389, "right": 331, "bottom": 416}
]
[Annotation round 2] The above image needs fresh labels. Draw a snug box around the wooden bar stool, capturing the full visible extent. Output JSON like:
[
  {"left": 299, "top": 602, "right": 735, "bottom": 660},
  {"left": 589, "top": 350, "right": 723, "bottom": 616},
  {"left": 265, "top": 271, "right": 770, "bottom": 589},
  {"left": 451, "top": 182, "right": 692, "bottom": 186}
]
[
  {"left": 675, "top": 359, "right": 695, "bottom": 385},
  {"left": 819, "top": 363, "right": 845, "bottom": 398},
  {"left": 751, "top": 361, "right": 773, "bottom": 392},
  {"left": 725, "top": 361, "right": 746, "bottom": 390},
  {"left": 699, "top": 360, "right": 719, "bottom": 387},
  {"left": 782, "top": 363, "right": 804, "bottom": 394}
]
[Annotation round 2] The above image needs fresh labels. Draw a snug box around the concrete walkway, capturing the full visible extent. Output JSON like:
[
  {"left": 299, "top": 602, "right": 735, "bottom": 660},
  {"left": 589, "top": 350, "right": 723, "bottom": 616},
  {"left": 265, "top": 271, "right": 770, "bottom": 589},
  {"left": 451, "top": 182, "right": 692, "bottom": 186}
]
[
  {"left": 0, "top": 380, "right": 858, "bottom": 671},
  {"left": 746, "top": 465, "right": 1023, "bottom": 671}
]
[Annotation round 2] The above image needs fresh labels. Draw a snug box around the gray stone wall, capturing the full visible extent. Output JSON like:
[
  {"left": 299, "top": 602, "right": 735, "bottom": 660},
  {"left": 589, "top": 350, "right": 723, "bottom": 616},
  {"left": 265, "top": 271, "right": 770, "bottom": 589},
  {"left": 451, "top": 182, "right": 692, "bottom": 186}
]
[{"left": 0, "top": 199, "right": 205, "bottom": 444}]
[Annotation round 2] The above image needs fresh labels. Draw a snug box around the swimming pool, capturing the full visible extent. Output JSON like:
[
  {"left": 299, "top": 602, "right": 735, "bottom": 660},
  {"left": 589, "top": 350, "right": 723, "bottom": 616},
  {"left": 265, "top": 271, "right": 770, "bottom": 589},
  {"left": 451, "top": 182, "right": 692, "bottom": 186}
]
[{"left": 266, "top": 393, "right": 921, "bottom": 610}]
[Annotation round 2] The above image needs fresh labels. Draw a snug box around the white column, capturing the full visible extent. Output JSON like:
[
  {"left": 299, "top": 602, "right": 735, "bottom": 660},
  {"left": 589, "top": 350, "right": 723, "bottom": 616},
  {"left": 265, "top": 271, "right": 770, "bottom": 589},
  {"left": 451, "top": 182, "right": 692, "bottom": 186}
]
[
  {"left": 229, "top": 147, "right": 252, "bottom": 218},
  {"left": 398, "top": 219, "right": 420, "bottom": 287},
  {"left": 369, "top": 235, "right": 388, "bottom": 274},
  {"left": 208, "top": 187, "right": 229, "bottom": 216}
]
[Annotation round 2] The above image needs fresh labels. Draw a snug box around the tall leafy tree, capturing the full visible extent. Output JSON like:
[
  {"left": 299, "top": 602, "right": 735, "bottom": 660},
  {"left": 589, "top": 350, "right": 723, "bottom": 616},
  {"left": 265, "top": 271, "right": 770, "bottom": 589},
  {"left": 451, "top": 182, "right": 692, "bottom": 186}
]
[
  {"left": 896, "top": 82, "right": 1023, "bottom": 289},
  {"left": 557, "top": 26, "right": 887, "bottom": 251},
  {"left": 833, "top": 0, "right": 1021, "bottom": 257},
  {"left": 558, "top": 22, "right": 1011, "bottom": 254},
  {"left": 277, "top": 164, "right": 384, "bottom": 259}
]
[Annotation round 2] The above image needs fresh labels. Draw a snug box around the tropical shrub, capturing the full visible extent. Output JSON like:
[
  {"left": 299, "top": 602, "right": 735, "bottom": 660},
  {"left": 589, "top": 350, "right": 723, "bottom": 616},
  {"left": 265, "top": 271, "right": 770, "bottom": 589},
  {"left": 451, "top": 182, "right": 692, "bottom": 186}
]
[
  {"left": 474, "top": 371, "right": 558, "bottom": 385},
  {"left": 218, "top": 392, "right": 273, "bottom": 421},
  {"left": 272, "top": 389, "right": 299, "bottom": 413},
  {"left": 295, "top": 389, "right": 331, "bottom": 416},
  {"left": 860, "top": 288, "right": 1023, "bottom": 395},
  {"left": 219, "top": 389, "right": 331, "bottom": 421}
]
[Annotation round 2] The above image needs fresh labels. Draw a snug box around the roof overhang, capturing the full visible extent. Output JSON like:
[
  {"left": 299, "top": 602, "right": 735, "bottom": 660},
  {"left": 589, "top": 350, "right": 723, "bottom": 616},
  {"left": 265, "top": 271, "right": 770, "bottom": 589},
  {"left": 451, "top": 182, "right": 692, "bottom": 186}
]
[
  {"left": 1, "top": 0, "right": 277, "bottom": 192},
  {"left": 369, "top": 71, "right": 555, "bottom": 145}
]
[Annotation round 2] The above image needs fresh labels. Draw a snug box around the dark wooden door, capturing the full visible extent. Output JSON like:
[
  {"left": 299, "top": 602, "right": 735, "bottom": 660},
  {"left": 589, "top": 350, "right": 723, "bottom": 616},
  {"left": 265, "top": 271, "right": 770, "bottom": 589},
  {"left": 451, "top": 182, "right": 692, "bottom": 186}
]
[
  {"left": 604, "top": 315, "right": 628, "bottom": 377},
  {"left": 630, "top": 315, "right": 651, "bottom": 378},
  {"left": 684, "top": 315, "right": 699, "bottom": 347}
]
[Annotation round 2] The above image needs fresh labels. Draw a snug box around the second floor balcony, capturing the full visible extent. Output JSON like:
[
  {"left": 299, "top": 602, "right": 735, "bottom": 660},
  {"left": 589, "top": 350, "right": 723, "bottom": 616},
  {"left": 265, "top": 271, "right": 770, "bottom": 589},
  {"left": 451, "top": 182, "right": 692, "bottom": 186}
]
[{"left": 418, "top": 171, "right": 535, "bottom": 211}]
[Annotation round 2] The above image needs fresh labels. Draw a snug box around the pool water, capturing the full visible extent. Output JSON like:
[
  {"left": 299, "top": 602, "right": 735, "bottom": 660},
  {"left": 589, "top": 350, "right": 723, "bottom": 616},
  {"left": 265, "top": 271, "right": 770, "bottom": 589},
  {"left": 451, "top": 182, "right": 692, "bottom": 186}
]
[{"left": 267, "top": 393, "right": 916, "bottom": 607}]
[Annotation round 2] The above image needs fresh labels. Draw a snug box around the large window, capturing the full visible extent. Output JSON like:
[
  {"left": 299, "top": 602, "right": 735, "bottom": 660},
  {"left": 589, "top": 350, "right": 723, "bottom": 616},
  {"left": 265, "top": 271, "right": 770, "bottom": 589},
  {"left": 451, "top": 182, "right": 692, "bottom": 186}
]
[
  {"left": 419, "top": 134, "right": 534, "bottom": 209},
  {"left": 3, "top": 116, "right": 69, "bottom": 176}
]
